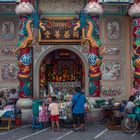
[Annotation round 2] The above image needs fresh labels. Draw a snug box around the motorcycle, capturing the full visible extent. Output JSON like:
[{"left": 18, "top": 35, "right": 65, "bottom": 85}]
[{"left": 121, "top": 98, "right": 140, "bottom": 133}]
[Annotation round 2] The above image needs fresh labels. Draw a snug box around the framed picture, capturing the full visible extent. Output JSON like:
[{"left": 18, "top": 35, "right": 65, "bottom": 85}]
[
  {"left": 0, "top": 46, "right": 17, "bottom": 56},
  {"left": 1, "top": 62, "right": 18, "bottom": 81},
  {"left": 101, "top": 17, "right": 123, "bottom": 45},
  {"left": 107, "top": 21, "right": 120, "bottom": 40},
  {"left": 0, "top": 18, "right": 17, "bottom": 41},
  {"left": 103, "top": 47, "right": 121, "bottom": 56},
  {"left": 101, "top": 61, "right": 121, "bottom": 81},
  {"left": 101, "top": 86, "right": 123, "bottom": 97}
]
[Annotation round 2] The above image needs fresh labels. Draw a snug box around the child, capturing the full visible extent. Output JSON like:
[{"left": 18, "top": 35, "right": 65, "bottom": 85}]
[
  {"left": 125, "top": 95, "right": 135, "bottom": 114},
  {"left": 132, "top": 81, "right": 140, "bottom": 96},
  {"left": 48, "top": 96, "right": 60, "bottom": 132},
  {"left": 39, "top": 102, "right": 48, "bottom": 128}
]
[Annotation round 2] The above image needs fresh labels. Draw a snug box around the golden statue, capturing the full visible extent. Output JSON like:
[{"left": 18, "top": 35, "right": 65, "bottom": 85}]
[{"left": 62, "top": 65, "right": 70, "bottom": 81}]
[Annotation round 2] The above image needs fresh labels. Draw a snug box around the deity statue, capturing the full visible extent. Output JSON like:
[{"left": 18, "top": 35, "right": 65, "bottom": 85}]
[
  {"left": 40, "top": 64, "right": 46, "bottom": 87},
  {"left": 62, "top": 65, "right": 70, "bottom": 81}
]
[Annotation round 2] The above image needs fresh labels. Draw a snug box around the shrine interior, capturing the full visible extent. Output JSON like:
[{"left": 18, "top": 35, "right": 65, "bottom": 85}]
[{"left": 39, "top": 49, "right": 85, "bottom": 98}]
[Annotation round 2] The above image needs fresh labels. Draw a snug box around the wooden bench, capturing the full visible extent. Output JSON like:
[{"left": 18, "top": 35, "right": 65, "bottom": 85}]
[{"left": 0, "top": 117, "right": 13, "bottom": 130}]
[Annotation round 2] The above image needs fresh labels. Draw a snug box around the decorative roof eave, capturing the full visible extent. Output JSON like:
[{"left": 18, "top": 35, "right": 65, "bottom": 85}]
[
  {"left": 84, "top": 1, "right": 103, "bottom": 15},
  {"left": 15, "top": 0, "right": 35, "bottom": 15},
  {"left": 129, "top": 0, "right": 140, "bottom": 17}
]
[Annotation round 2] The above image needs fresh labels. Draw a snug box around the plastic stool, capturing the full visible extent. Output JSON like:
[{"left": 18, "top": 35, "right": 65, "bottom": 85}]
[{"left": 32, "top": 116, "right": 43, "bottom": 129}]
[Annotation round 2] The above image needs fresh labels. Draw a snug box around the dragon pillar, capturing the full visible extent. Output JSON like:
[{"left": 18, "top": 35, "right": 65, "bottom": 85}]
[
  {"left": 129, "top": 0, "right": 140, "bottom": 92},
  {"left": 84, "top": 0, "right": 103, "bottom": 96},
  {"left": 15, "top": 0, "right": 35, "bottom": 121}
]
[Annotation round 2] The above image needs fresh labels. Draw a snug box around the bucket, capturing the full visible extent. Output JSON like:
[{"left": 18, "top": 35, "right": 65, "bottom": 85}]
[
  {"left": 15, "top": 112, "right": 22, "bottom": 126},
  {"left": 32, "top": 100, "right": 42, "bottom": 117},
  {"left": 15, "top": 118, "right": 22, "bottom": 126}
]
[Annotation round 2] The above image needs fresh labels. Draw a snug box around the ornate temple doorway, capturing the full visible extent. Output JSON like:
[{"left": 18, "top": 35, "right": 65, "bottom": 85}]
[
  {"left": 33, "top": 46, "right": 89, "bottom": 98},
  {"left": 39, "top": 49, "right": 85, "bottom": 98}
]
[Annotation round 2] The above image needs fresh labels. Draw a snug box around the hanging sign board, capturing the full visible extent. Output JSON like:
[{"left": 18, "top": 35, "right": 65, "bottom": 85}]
[{"left": 39, "top": 17, "right": 82, "bottom": 45}]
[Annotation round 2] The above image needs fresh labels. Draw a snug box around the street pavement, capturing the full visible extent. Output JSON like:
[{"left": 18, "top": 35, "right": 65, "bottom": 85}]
[{"left": 0, "top": 121, "right": 139, "bottom": 140}]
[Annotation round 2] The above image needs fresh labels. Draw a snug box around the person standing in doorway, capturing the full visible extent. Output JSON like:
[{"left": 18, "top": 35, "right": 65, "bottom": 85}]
[{"left": 72, "top": 86, "right": 86, "bottom": 132}]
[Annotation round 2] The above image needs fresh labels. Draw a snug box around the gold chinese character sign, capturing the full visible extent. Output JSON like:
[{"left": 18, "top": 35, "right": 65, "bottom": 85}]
[{"left": 39, "top": 17, "right": 82, "bottom": 45}]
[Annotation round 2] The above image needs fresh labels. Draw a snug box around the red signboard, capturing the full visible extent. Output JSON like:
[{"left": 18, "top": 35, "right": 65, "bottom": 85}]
[{"left": 39, "top": 17, "right": 82, "bottom": 45}]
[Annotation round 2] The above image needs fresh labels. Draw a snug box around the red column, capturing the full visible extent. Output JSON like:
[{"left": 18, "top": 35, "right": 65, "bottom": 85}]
[
  {"left": 89, "top": 17, "right": 102, "bottom": 97},
  {"left": 84, "top": 0, "right": 103, "bottom": 96},
  {"left": 15, "top": 0, "right": 34, "bottom": 99}
]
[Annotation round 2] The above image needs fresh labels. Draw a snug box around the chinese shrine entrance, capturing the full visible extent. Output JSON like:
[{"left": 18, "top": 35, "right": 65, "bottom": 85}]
[{"left": 39, "top": 49, "right": 85, "bottom": 98}]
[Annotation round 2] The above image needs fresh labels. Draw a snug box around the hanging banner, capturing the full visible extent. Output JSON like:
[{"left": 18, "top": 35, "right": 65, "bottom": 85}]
[{"left": 39, "top": 17, "right": 82, "bottom": 45}]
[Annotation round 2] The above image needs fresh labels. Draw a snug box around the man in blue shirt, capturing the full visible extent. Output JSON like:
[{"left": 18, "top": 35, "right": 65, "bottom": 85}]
[{"left": 72, "top": 86, "right": 86, "bottom": 132}]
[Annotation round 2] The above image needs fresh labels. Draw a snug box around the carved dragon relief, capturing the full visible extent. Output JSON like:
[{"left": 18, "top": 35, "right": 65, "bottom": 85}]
[
  {"left": 74, "top": 19, "right": 105, "bottom": 54},
  {"left": 15, "top": 15, "right": 46, "bottom": 97},
  {"left": 19, "top": 20, "right": 33, "bottom": 49},
  {"left": 73, "top": 12, "right": 105, "bottom": 96},
  {"left": 16, "top": 19, "right": 45, "bottom": 78},
  {"left": 15, "top": 20, "right": 45, "bottom": 55},
  {"left": 132, "top": 18, "right": 140, "bottom": 79}
]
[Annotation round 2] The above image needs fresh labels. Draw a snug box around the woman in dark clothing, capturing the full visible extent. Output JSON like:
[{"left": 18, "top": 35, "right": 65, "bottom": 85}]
[{"left": 72, "top": 86, "right": 86, "bottom": 132}]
